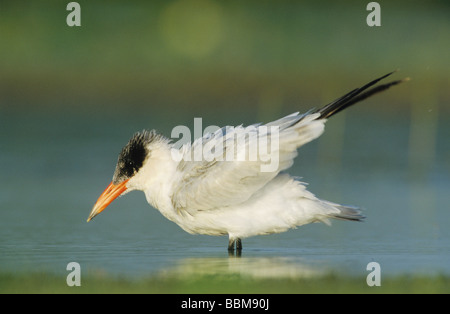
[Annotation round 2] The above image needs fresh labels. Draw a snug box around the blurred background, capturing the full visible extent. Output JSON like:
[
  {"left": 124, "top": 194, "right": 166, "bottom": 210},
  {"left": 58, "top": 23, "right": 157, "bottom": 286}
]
[{"left": 0, "top": 0, "right": 449, "bottom": 289}]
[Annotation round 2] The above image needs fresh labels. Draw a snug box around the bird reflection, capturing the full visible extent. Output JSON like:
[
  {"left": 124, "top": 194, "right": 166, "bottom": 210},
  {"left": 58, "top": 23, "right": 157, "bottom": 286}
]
[{"left": 158, "top": 255, "right": 327, "bottom": 279}]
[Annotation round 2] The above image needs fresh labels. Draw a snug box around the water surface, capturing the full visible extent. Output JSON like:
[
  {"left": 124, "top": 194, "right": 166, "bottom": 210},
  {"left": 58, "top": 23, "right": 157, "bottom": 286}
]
[{"left": 0, "top": 108, "right": 449, "bottom": 281}]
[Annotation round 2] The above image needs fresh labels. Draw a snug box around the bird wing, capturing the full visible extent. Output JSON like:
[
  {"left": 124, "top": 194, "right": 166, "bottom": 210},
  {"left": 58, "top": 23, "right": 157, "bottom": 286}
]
[
  {"left": 170, "top": 112, "right": 326, "bottom": 215},
  {"left": 170, "top": 71, "right": 405, "bottom": 216}
]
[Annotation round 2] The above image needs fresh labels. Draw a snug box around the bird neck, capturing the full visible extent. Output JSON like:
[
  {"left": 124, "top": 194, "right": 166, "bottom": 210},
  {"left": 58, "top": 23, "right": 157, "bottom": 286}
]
[{"left": 134, "top": 141, "right": 179, "bottom": 221}]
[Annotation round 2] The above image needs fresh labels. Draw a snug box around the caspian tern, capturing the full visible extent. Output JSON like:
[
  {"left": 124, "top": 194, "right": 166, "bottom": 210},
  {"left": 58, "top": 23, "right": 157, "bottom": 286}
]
[{"left": 87, "top": 72, "right": 406, "bottom": 251}]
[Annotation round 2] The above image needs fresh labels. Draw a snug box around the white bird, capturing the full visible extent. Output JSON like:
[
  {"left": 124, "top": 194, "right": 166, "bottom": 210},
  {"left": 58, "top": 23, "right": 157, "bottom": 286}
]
[{"left": 87, "top": 72, "right": 405, "bottom": 251}]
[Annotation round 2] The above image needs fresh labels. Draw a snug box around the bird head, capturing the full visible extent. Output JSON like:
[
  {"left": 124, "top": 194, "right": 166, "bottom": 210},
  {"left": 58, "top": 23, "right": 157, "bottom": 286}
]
[{"left": 87, "top": 130, "right": 161, "bottom": 222}]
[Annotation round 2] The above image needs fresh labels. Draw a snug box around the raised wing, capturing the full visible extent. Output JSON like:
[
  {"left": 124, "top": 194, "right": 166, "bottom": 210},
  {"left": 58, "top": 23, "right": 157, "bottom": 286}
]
[
  {"left": 170, "top": 71, "right": 405, "bottom": 215},
  {"left": 170, "top": 112, "right": 325, "bottom": 215}
]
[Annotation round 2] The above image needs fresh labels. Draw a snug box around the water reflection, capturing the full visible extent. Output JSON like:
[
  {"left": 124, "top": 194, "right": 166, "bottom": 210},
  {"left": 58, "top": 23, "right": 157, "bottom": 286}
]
[{"left": 158, "top": 256, "right": 327, "bottom": 279}]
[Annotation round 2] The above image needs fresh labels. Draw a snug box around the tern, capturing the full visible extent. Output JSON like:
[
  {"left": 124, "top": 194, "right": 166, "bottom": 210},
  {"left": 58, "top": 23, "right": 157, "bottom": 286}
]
[{"left": 87, "top": 72, "right": 406, "bottom": 251}]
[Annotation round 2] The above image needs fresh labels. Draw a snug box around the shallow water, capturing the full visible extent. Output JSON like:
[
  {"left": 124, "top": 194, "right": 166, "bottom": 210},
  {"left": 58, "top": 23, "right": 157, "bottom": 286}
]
[{"left": 0, "top": 108, "right": 449, "bottom": 281}]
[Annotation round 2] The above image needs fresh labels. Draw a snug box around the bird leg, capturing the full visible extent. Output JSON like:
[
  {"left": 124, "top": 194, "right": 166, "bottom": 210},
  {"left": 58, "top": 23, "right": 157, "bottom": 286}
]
[
  {"left": 236, "top": 238, "right": 242, "bottom": 251},
  {"left": 228, "top": 239, "right": 236, "bottom": 251},
  {"left": 228, "top": 238, "right": 243, "bottom": 252}
]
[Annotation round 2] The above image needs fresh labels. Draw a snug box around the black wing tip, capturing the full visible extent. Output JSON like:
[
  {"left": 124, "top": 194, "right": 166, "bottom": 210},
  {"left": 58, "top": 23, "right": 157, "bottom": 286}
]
[{"left": 316, "top": 71, "right": 408, "bottom": 119}]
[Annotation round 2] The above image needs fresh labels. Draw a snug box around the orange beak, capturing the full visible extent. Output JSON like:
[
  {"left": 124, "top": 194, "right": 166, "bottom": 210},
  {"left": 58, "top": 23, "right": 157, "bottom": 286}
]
[{"left": 87, "top": 180, "right": 129, "bottom": 222}]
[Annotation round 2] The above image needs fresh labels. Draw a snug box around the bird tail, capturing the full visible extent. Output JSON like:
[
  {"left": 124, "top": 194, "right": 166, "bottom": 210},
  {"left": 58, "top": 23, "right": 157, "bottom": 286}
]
[
  {"left": 314, "top": 71, "right": 408, "bottom": 119},
  {"left": 314, "top": 201, "right": 365, "bottom": 225},
  {"left": 327, "top": 203, "right": 365, "bottom": 222}
]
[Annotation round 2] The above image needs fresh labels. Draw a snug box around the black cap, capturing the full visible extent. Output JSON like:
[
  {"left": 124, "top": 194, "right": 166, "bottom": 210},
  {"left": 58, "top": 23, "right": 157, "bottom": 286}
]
[{"left": 112, "top": 130, "right": 159, "bottom": 184}]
